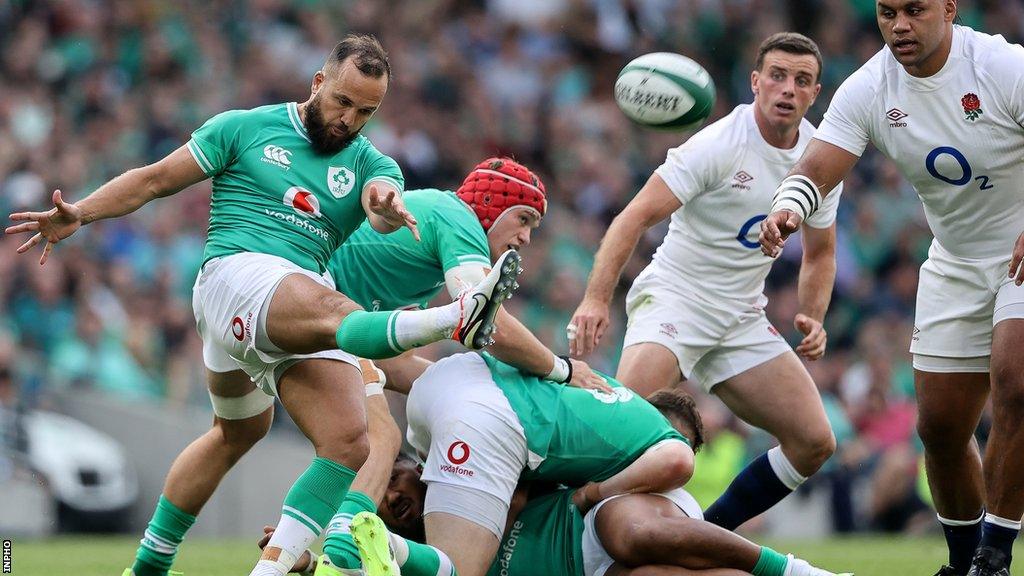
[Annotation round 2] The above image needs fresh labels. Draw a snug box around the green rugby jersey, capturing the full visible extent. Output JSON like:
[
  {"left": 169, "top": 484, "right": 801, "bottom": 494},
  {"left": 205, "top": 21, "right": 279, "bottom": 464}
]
[
  {"left": 487, "top": 489, "right": 584, "bottom": 576},
  {"left": 328, "top": 188, "right": 490, "bottom": 310},
  {"left": 481, "top": 354, "right": 686, "bottom": 487},
  {"left": 187, "top": 102, "right": 403, "bottom": 273}
]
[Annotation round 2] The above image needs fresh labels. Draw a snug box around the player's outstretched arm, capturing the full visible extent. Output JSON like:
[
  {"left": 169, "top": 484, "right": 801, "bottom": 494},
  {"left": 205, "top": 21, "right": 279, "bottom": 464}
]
[
  {"left": 569, "top": 174, "right": 681, "bottom": 357},
  {"left": 794, "top": 224, "right": 836, "bottom": 361},
  {"left": 6, "top": 144, "right": 207, "bottom": 264},
  {"left": 363, "top": 182, "right": 420, "bottom": 240},
  {"left": 759, "top": 139, "right": 857, "bottom": 258}
]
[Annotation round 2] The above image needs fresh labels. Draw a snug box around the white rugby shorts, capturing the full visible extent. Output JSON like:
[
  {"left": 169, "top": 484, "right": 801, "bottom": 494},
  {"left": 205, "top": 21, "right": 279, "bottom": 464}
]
[
  {"left": 191, "top": 252, "right": 359, "bottom": 397},
  {"left": 911, "top": 240, "right": 1024, "bottom": 371},
  {"left": 623, "top": 269, "right": 790, "bottom": 391},
  {"left": 406, "top": 353, "right": 529, "bottom": 538},
  {"left": 581, "top": 487, "right": 704, "bottom": 576}
]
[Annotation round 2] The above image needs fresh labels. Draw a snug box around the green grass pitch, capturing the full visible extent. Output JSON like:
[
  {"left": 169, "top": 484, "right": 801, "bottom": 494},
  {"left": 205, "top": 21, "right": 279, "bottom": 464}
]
[{"left": 6, "top": 535, "right": 1024, "bottom": 575}]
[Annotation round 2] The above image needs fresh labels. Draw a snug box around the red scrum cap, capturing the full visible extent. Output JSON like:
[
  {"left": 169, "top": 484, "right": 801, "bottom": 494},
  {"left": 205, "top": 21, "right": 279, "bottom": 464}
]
[{"left": 456, "top": 158, "right": 547, "bottom": 232}]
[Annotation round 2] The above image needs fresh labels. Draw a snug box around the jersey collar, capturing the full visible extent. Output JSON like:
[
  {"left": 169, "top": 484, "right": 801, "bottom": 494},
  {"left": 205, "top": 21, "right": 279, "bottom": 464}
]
[{"left": 287, "top": 102, "right": 312, "bottom": 143}]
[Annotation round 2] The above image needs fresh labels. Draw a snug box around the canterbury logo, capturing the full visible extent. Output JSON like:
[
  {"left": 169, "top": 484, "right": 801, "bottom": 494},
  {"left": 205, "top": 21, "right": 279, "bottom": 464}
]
[{"left": 263, "top": 144, "right": 292, "bottom": 166}]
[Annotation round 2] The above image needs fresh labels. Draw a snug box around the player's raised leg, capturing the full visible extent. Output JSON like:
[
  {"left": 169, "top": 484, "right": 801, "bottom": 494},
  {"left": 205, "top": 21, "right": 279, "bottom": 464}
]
[
  {"left": 268, "top": 250, "right": 520, "bottom": 359},
  {"left": 703, "top": 352, "right": 835, "bottom": 530},
  {"left": 975, "top": 318, "right": 1024, "bottom": 574},
  {"left": 616, "top": 342, "right": 684, "bottom": 396},
  {"left": 129, "top": 369, "right": 273, "bottom": 576},
  {"left": 913, "top": 367, "right": 989, "bottom": 576},
  {"left": 253, "top": 359, "right": 368, "bottom": 576}
]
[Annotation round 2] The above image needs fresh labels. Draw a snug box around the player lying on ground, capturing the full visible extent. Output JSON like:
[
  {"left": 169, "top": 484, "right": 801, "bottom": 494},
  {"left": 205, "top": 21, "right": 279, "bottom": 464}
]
[
  {"left": 5, "top": 35, "right": 520, "bottom": 576},
  {"left": 569, "top": 32, "right": 839, "bottom": 532},
  {"left": 759, "top": 2, "right": 1024, "bottom": 574},
  {"left": 327, "top": 157, "right": 608, "bottom": 392},
  {"left": 258, "top": 371, "right": 851, "bottom": 576}
]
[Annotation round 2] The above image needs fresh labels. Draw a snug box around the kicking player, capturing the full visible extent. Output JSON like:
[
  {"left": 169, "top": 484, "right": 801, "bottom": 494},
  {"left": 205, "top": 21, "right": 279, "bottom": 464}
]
[
  {"left": 759, "top": 3, "right": 1024, "bottom": 575},
  {"left": 328, "top": 157, "right": 607, "bottom": 392},
  {"left": 258, "top": 383, "right": 849, "bottom": 576},
  {"left": 569, "top": 33, "right": 840, "bottom": 530},
  {"left": 6, "top": 35, "right": 519, "bottom": 576}
]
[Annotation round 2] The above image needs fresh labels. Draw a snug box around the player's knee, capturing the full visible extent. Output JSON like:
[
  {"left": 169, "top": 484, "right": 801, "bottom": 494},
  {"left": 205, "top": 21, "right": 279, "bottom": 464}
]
[
  {"left": 313, "top": 425, "right": 370, "bottom": 470},
  {"left": 605, "top": 518, "right": 663, "bottom": 565},
  {"left": 216, "top": 412, "right": 272, "bottom": 456},
  {"left": 784, "top": 426, "right": 835, "bottom": 473},
  {"left": 805, "top": 429, "right": 837, "bottom": 470},
  {"left": 316, "top": 290, "right": 363, "bottom": 327},
  {"left": 916, "top": 415, "right": 967, "bottom": 456},
  {"left": 990, "top": 364, "right": 1024, "bottom": 414}
]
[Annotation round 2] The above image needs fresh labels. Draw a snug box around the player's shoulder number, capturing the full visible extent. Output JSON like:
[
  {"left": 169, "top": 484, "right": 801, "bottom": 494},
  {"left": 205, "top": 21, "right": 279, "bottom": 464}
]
[{"left": 925, "top": 145, "right": 994, "bottom": 190}]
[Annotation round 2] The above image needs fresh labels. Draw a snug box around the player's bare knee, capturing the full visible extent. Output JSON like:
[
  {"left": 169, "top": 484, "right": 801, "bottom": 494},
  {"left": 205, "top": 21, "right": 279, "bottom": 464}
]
[
  {"left": 312, "top": 425, "right": 370, "bottom": 470},
  {"left": 215, "top": 411, "right": 272, "bottom": 456},
  {"left": 990, "top": 363, "right": 1024, "bottom": 415},
  {"left": 603, "top": 519, "right": 660, "bottom": 565},
  {"left": 917, "top": 416, "right": 969, "bottom": 457},
  {"left": 805, "top": 429, "right": 837, "bottom": 469},
  {"left": 316, "top": 290, "right": 363, "bottom": 327}
]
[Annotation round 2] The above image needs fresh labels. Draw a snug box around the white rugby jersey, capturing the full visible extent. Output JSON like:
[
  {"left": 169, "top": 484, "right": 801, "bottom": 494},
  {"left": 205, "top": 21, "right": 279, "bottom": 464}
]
[
  {"left": 815, "top": 26, "right": 1024, "bottom": 260},
  {"left": 649, "top": 104, "right": 842, "bottom": 307}
]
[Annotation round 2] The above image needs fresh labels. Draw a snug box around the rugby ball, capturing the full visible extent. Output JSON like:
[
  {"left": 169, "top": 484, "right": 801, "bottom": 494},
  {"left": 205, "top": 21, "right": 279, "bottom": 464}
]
[{"left": 614, "top": 52, "right": 716, "bottom": 130}]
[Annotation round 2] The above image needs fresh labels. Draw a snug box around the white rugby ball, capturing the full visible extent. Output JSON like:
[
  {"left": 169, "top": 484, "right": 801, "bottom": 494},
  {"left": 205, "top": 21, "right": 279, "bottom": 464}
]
[{"left": 614, "top": 52, "right": 716, "bottom": 130}]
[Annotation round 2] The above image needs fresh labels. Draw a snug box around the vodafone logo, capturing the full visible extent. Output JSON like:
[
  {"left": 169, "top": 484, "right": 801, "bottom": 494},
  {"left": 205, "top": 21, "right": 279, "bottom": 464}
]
[
  {"left": 283, "top": 187, "right": 322, "bottom": 219},
  {"left": 447, "top": 441, "right": 470, "bottom": 465},
  {"left": 231, "top": 317, "right": 244, "bottom": 341}
]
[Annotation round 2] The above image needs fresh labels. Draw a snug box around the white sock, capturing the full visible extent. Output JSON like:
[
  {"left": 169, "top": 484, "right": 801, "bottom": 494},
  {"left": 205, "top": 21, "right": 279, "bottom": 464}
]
[
  {"left": 388, "top": 531, "right": 410, "bottom": 565},
  {"left": 937, "top": 511, "right": 985, "bottom": 526},
  {"left": 985, "top": 512, "right": 1023, "bottom": 530},
  {"left": 250, "top": 515, "right": 318, "bottom": 576},
  {"left": 393, "top": 301, "right": 462, "bottom": 349},
  {"left": 767, "top": 446, "right": 807, "bottom": 491}
]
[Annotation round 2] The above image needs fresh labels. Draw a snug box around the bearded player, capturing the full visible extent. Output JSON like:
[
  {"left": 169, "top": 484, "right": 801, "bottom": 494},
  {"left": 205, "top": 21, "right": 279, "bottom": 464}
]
[
  {"left": 6, "top": 35, "right": 520, "bottom": 576},
  {"left": 760, "top": 3, "right": 1024, "bottom": 575}
]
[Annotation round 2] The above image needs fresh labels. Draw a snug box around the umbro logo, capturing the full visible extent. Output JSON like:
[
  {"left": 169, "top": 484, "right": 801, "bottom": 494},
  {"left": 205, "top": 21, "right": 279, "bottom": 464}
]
[
  {"left": 262, "top": 144, "right": 292, "bottom": 169},
  {"left": 886, "top": 108, "right": 908, "bottom": 127},
  {"left": 731, "top": 170, "right": 753, "bottom": 190}
]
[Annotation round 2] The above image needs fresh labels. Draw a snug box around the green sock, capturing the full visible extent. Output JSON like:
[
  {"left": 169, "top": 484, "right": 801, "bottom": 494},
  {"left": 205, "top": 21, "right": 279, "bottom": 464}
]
[
  {"left": 396, "top": 539, "right": 457, "bottom": 576},
  {"left": 132, "top": 495, "right": 196, "bottom": 576},
  {"left": 282, "top": 457, "right": 357, "bottom": 536},
  {"left": 335, "top": 310, "right": 404, "bottom": 359},
  {"left": 752, "top": 546, "right": 789, "bottom": 576},
  {"left": 323, "top": 491, "right": 377, "bottom": 569}
]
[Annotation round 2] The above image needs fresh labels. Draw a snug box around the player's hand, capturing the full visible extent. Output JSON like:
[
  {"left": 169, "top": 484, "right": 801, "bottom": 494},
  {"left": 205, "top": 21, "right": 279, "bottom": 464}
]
[
  {"left": 6, "top": 189, "right": 83, "bottom": 265},
  {"left": 572, "top": 482, "right": 602, "bottom": 514},
  {"left": 568, "top": 297, "right": 611, "bottom": 357},
  {"left": 368, "top": 185, "right": 420, "bottom": 241},
  {"left": 1008, "top": 230, "right": 1024, "bottom": 286},
  {"left": 758, "top": 210, "right": 803, "bottom": 258},
  {"left": 258, "top": 525, "right": 313, "bottom": 573},
  {"left": 567, "top": 358, "right": 614, "bottom": 394},
  {"left": 794, "top": 313, "right": 827, "bottom": 361}
]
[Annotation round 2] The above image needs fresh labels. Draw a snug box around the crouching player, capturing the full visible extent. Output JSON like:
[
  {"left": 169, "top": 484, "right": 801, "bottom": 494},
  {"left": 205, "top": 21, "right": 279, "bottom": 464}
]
[{"left": 259, "top": 367, "right": 850, "bottom": 576}]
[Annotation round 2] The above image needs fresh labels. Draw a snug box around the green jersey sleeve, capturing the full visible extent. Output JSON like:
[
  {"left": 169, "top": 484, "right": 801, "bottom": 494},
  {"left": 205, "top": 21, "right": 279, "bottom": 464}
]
[
  {"left": 187, "top": 109, "right": 250, "bottom": 177},
  {"left": 434, "top": 200, "right": 491, "bottom": 272},
  {"left": 357, "top": 143, "right": 405, "bottom": 196}
]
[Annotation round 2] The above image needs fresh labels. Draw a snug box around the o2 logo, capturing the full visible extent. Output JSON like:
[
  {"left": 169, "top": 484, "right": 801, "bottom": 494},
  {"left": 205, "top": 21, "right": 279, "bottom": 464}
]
[
  {"left": 736, "top": 214, "right": 768, "bottom": 249},
  {"left": 925, "top": 146, "right": 993, "bottom": 190}
]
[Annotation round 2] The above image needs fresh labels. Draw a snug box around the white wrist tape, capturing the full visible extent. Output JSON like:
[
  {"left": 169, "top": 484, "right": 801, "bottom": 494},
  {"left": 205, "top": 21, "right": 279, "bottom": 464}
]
[
  {"left": 771, "top": 175, "right": 822, "bottom": 220},
  {"left": 365, "top": 383, "right": 385, "bottom": 397},
  {"left": 546, "top": 354, "right": 571, "bottom": 383}
]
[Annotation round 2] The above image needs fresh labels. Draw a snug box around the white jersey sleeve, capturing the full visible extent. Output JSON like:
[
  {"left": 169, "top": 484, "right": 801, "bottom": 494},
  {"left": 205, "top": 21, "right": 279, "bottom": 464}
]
[
  {"left": 981, "top": 35, "right": 1024, "bottom": 128},
  {"left": 655, "top": 121, "right": 736, "bottom": 205},
  {"left": 814, "top": 62, "right": 881, "bottom": 157}
]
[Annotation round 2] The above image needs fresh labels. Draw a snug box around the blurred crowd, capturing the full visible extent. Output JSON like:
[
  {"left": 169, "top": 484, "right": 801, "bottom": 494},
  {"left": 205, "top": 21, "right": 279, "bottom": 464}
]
[{"left": 2, "top": 0, "right": 1022, "bottom": 534}]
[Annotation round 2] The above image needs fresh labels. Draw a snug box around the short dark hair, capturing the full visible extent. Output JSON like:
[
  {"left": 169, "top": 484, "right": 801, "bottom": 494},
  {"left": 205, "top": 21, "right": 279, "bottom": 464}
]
[
  {"left": 325, "top": 34, "right": 391, "bottom": 79},
  {"left": 755, "top": 32, "right": 823, "bottom": 82},
  {"left": 647, "top": 389, "right": 706, "bottom": 453}
]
